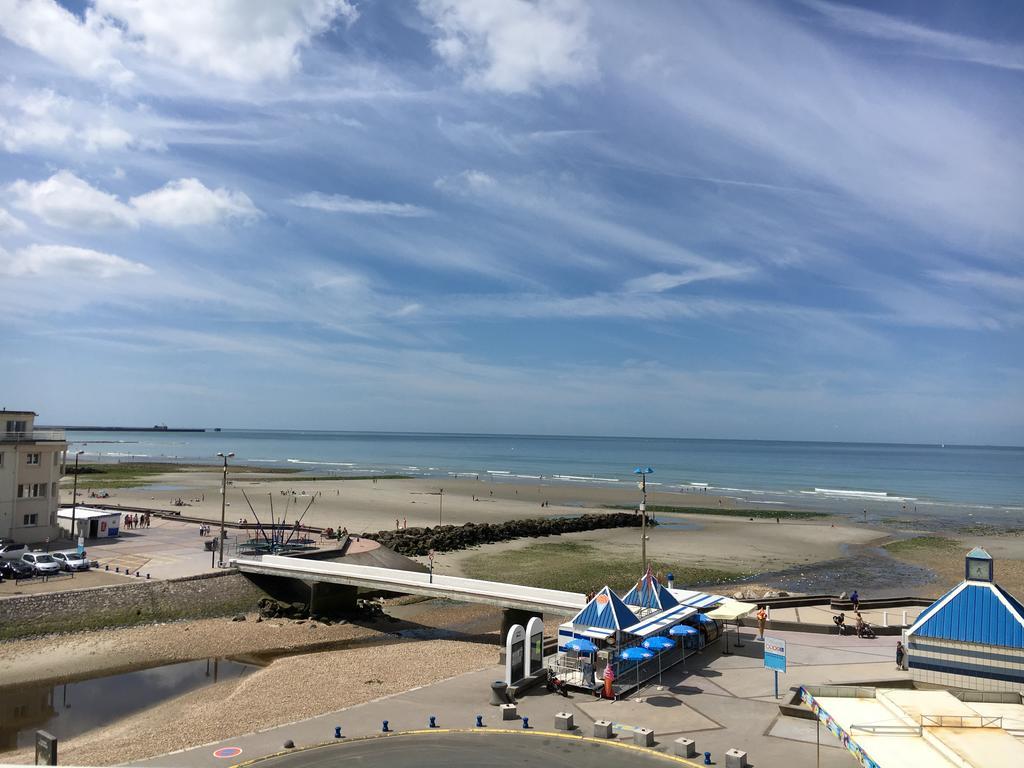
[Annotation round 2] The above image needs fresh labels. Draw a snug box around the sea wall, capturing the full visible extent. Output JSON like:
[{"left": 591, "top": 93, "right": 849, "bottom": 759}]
[
  {"left": 0, "top": 571, "right": 270, "bottom": 640},
  {"left": 363, "top": 512, "right": 649, "bottom": 557}
]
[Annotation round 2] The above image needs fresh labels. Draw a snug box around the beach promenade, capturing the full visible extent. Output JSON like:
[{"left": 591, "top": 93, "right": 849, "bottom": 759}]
[{"left": 137, "top": 627, "right": 904, "bottom": 768}]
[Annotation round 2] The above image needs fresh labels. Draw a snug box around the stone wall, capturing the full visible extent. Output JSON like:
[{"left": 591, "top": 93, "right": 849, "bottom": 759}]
[{"left": 0, "top": 571, "right": 271, "bottom": 640}]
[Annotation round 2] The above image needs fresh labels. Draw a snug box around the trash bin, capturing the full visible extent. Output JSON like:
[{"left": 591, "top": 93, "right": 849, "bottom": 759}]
[
  {"left": 204, "top": 539, "right": 217, "bottom": 552},
  {"left": 489, "top": 680, "right": 510, "bottom": 706}
]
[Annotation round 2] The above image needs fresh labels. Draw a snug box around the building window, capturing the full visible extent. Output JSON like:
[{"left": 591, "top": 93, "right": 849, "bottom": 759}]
[
  {"left": 17, "top": 484, "right": 46, "bottom": 498},
  {"left": 23, "top": 513, "right": 38, "bottom": 526},
  {"left": 0, "top": 451, "right": 4, "bottom": 467},
  {"left": 53, "top": 452, "right": 60, "bottom": 467},
  {"left": 17, "top": 484, "right": 25, "bottom": 498},
  {"left": 26, "top": 453, "right": 40, "bottom": 465},
  {"left": 6, "top": 420, "right": 27, "bottom": 433}
]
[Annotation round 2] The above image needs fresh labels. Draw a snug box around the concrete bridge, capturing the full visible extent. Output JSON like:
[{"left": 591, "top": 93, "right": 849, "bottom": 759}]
[{"left": 230, "top": 554, "right": 587, "bottom": 632}]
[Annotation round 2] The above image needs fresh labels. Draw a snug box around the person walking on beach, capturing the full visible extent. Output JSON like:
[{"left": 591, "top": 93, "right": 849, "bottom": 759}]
[
  {"left": 851, "top": 590, "right": 860, "bottom": 611},
  {"left": 896, "top": 641, "right": 905, "bottom": 670},
  {"left": 756, "top": 606, "right": 768, "bottom": 640}
]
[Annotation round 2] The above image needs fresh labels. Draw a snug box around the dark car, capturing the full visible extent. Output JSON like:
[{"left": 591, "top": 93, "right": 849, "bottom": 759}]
[{"left": 0, "top": 559, "right": 35, "bottom": 581}]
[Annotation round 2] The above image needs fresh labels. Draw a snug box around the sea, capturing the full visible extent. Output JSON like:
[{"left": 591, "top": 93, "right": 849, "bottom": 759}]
[{"left": 68, "top": 430, "right": 1023, "bottom": 529}]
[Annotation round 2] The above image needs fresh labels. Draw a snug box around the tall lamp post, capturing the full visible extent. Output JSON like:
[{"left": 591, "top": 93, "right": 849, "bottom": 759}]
[
  {"left": 634, "top": 466, "right": 654, "bottom": 572},
  {"left": 217, "top": 451, "right": 235, "bottom": 567},
  {"left": 70, "top": 450, "right": 84, "bottom": 548}
]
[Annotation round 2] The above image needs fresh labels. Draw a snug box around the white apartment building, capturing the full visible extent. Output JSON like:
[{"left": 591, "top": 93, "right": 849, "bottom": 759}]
[{"left": 0, "top": 409, "right": 67, "bottom": 543}]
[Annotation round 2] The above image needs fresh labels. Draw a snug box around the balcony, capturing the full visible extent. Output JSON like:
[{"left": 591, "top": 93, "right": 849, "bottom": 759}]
[{"left": 0, "top": 430, "right": 67, "bottom": 443}]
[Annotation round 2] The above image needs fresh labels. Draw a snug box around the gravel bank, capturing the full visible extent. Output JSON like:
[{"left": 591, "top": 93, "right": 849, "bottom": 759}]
[
  {"left": 4, "top": 638, "right": 497, "bottom": 766},
  {"left": 0, "top": 614, "right": 383, "bottom": 688}
]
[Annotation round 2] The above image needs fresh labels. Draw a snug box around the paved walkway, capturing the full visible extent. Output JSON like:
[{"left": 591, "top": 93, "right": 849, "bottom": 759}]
[
  {"left": 767, "top": 603, "right": 924, "bottom": 630},
  {"left": 137, "top": 627, "right": 906, "bottom": 768}
]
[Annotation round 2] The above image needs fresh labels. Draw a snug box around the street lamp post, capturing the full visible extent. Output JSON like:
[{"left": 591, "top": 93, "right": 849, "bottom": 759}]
[
  {"left": 633, "top": 466, "right": 654, "bottom": 572},
  {"left": 70, "top": 450, "right": 84, "bottom": 548},
  {"left": 217, "top": 452, "right": 235, "bottom": 567}
]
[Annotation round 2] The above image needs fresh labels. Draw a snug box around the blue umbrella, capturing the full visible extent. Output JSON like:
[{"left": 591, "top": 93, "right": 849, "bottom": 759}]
[
  {"left": 696, "top": 613, "right": 716, "bottom": 624},
  {"left": 643, "top": 636, "right": 676, "bottom": 683},
  {"left": 643, "top": 636, "right": 675, "bottom": 651},
  {"left": 620, "top": 646, "right": 654, "bottom": 692},
  {"left": 670, "top": 624, "right": 698, "bottom": 637},
  {"left": 620, "top": 647, "right": 654, "bottom": 661},
  {"left": 565, "top": 638, "right": 597, "bottom": 654}
]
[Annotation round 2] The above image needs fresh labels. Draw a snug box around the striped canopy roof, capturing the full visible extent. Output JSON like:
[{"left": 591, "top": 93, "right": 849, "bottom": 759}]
[
  {"left": 623, "top": 567, "right": 680, "bottom": 611},
  {"left": 568, "top": 586, "right": 638, "bottom": 631}
]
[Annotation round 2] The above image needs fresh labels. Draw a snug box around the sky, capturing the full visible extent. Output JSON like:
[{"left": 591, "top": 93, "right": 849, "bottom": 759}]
[{"left": 0, "top": 0, "right": 1022, "bottom": 444}]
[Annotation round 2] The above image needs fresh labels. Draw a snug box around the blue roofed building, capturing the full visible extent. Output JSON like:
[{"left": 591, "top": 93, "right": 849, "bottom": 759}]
[
  {"left": 906, "top": 548, "right": 1024, "bottom": 693},
  {"left": 623, "top": 566, "right": 680, "bottom": 613}
]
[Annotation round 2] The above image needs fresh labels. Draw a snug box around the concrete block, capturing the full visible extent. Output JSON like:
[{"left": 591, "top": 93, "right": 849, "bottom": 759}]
[
  {"left": 725, "top": 748, "right": 748, "bottom": 768},
  {"left": 593, "top": 720, "right": 613, "bottom": 739},
  {"left": 554, "top": 712, "right": 574, "bottom": 731},
  {"left": 674, "top": 737, "right": 696, "bottom": 758},
  {"left": 500, "top": 704, "right": 518, "bottom": 721},
  {"left": 633, "top": 727, "right": 655, "bottom": 747}
]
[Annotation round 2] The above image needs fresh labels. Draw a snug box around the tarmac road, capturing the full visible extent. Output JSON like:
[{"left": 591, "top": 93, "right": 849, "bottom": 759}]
[{"left": 241, "top": 731, "right": 691, "bottom": 768}]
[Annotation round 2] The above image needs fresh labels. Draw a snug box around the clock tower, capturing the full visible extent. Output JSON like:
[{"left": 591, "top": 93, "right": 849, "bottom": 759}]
[{"left": 965, "top": 547, "right": 994, "bottom": 582}]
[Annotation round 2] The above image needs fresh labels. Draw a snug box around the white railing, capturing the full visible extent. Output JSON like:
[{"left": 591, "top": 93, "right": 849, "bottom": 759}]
[{"left": 1, "top": 430, "right": 66, "bottom": 442}]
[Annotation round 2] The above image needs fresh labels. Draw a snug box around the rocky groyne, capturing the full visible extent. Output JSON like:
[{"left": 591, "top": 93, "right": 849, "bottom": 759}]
[{"left": 363, "top": 512, "right": 650, "bottom": 556}]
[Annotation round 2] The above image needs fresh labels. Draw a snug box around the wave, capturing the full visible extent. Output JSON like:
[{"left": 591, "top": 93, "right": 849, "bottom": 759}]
[
  {"left": 807, "top": 488, "right": 917, "bottom": 502},
  {"left": 286, "top": 459, "right": 356, "bottom": 467},
  {"left": 487, "top": 470, "right": 511, "bottom": 475},
  {"left": 553, "top": 475, "right": 620, "bottom": 483}
]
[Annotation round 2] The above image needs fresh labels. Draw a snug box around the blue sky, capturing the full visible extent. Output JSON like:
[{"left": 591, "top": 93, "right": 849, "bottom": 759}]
[{"left": 1, "top": 0, "right": 1022, "bottom": 444}]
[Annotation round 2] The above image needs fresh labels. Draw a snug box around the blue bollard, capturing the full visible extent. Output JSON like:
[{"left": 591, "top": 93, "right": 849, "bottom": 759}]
[
  {"left": 334, "top": 726, "right": 342, "bottom": 739},
  {"left": 382, "top": 720, "right": 390, "bottom": 733},
  {"left": 704, "top": 752, "right": 712, "bottom": 765},
  {"left": 475, "top": 715, "right": 484, "bottom": 728},
  {"left": 522, "top": 716, "right": 530, "bottom": 729},
  {"left": 429, "top": 716, "right": 437, "bottom": 728}
]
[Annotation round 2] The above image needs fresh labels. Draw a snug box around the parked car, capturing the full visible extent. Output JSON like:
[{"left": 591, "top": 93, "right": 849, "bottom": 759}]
[
  {"left": 21, "top": 552, "right": 61, "bottom": 575},
  {"left": 0, "top": 559, "right": 34, "bottom": 581},
  {"left": 52, "top": 551, "right": 90, "bottom": 572},
  {"left": 0, "top": 542, "right": 27, "bottom": 561}
]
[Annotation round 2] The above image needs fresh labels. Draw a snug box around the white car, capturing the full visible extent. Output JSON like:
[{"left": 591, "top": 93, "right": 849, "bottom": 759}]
[
  {"left": 52, "top": 551, "right": 90, "bottom": 571},
  {"left": 21, "top": 552, "right": 61, "bottom": 575},
  {"left": 0, "top": 542, "right": 27, "bottom": 560}
]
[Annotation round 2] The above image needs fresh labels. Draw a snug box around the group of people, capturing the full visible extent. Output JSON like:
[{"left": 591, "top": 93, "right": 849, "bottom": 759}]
[
  {"left": 124, "top": 512, "right": 150, "bottom": 529},
  {"left": 831, "top": 590, "right": 877, "bottom": 638}
]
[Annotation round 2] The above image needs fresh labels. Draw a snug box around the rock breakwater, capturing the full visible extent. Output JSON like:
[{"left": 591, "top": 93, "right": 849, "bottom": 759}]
[{"left": 363, "top": 512, "right": 650, "bottom": 556}]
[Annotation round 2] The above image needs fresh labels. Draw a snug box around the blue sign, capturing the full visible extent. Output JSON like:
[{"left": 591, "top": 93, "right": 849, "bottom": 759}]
[{"left": 764, "top": 636, "right": 787, "bottom": 672}]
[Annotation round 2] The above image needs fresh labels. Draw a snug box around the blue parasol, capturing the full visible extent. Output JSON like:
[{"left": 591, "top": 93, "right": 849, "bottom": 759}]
[
  {"left": 643, "top": 636, "right": 676, "bottom": 683},
  {"left": 670, "top": 624, "right": 699, "bottom": 637},
  {"left": 565, "top": 638, "right": 597, "bottom": 654},
  {"left": 620, "top": 646, "right": 654, "bottom": 691}
]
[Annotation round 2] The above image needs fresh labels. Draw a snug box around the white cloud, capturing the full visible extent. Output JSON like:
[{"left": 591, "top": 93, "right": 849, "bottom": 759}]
[
  {"left": 804, "top": 0, "right": 1024, "bottom": 72},
  {"left": 419, "top": 0, "right": 595, "bottom": 92},
  {"left": 83, "top": 125, "right": 135, "bottom": 153},
  {"left": 291, "top": 192, "right": 429, "bottom": 217},
  {"left": 130, "top": 178, "right": 261, "bottom": 227},
  {"left": 0, "top": 207, "right": 26, "bottom": 233},
  {"left": 95, "top": 0, "right": 358, "bottom": 82},
  {"left": 0, "top": 0, "right": 133, "bottom": 84},
  {"left": 930, "top": 268, "right": 1024, "bottom": 300},
  {"left": 0, "top": 244, "right": 151, "bottom": 278},
  {"left": 433, "top": 169, "right": 497, "bottom": 193},
  {"left": 624, "top": 267, "right": 753, "bottom": 293},
  {"left": 10, "top": 170, "right": 136, "bottom": 229},
  {"left": 10, "top": 172, "right": 260, "bottom": 229}
]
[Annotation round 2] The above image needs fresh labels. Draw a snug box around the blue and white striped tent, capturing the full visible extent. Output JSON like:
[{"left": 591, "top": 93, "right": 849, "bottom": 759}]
[
  {"left": 567, "top": 586, "right": 638, "bottom": 632},
  {"left": 907, "top": 549, "right": 1024, "bottom": 692},
  {"left": 623, "top": 568, "right": 680, "bottom": 612},
  {"left": 667, "top": 588, "right": 725, "bottom": 610}
]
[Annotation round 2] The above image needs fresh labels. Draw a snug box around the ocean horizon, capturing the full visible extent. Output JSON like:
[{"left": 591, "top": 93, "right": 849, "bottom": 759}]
[{"left": 68, "top": 429, "right": 1024, "bottom": 522}]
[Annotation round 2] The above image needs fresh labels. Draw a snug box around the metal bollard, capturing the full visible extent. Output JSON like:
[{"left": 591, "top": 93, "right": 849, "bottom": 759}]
[
  {"left": 382, "top": 720, "right": 390, "bottom": 733},
  {"left": 903, "top": 610, "right": 908, "bottom": 626},
  {"left": 115, "top": 566, "right": 120, "bottom": 573},
  {"left": 522, "top": 716, "right": 530, "bottom": 729},
  {"left": 429, "top": 716, "right": 437, "bottom": 728},
  {"left": 105, "top": 564, "right": 109, "bottom": 571},
  {"left": 334, "top": 726, "right": 342, "bottom": 739},
  {"left": 705, "top": 752, "right": 712, "bottom": 765},
  {"left": 146, "top": 573, "right": 151, "bottom": 579},
  {"left": 883, "top": 611, "right": 888, "bottom": 627},
  {"left": 475, "top": 715, "right": 484, "bottom": 728}
]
